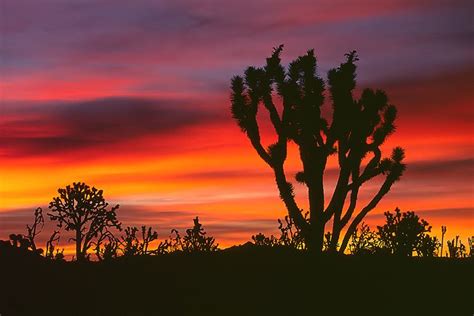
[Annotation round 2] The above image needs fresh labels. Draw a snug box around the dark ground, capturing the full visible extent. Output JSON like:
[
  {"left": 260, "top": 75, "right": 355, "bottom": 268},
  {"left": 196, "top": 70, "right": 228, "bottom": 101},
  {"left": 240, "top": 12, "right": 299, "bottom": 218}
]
[{"left": 1, "top": 247, "right": 473, "bottom": 316}]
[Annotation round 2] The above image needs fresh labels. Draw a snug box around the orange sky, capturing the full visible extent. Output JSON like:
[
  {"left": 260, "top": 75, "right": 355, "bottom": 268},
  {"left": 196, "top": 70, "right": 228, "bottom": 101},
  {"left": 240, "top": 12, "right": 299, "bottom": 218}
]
[{"left": 1, "top": 0, "right": 473, "bottom": 251}]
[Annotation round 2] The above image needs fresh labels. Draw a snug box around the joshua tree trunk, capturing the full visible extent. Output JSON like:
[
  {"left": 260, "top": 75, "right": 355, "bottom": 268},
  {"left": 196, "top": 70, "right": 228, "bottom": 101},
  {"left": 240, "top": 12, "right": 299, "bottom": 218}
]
[{"left": 76, "top": 229, "right": 83, "bottom": 261}]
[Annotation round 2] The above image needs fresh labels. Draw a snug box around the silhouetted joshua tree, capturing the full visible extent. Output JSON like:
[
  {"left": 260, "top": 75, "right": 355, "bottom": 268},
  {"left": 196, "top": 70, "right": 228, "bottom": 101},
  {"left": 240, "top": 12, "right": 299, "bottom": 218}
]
[
  {"left": 377, "top": 208, "right": 433, "bottom": 256},
  {"left": 230, "top": 45, "right": 405, "bottom": 252},
  {"left": 48, "top": 182, "right": 121, "bottom": 261}
]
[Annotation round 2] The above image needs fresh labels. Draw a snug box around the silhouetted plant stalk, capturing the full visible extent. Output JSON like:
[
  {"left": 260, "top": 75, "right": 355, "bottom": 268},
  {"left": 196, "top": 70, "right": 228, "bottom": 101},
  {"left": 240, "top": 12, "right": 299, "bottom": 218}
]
[
  {"left": 440, "top": 226, "right": 447, "bottom": 257},
  {"left": 230, "top": 45, "right": 406, "bottom": 253}
]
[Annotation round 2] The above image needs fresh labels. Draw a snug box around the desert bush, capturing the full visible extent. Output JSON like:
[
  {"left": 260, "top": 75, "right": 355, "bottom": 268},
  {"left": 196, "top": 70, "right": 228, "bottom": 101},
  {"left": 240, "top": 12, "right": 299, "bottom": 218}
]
[
  {"left": 119, "top": 226, "right": 159, "bottom": 257},
  {"left": 252, "top": 233, "right": 278, "bottom": 247},
  {"left": 181, "top": 217, "right": 218, "bottom": 253},
  {"left": 156, "top": 218, "right": 218, "bottom": 254},
  {"left": 251, "top": 215, "right": 306, "bottom": 249},
  {"left": 348, "top": 222, "right": 380, "bottom": 255},
  {"left": 45, "top": 230, "right": 65, "bottom": 260},
  {"left": 447, "top": 236, "right": 466, "bottom": 258},
  {"left": 377, "top": 208, "right": 433, "bottom": 257}
]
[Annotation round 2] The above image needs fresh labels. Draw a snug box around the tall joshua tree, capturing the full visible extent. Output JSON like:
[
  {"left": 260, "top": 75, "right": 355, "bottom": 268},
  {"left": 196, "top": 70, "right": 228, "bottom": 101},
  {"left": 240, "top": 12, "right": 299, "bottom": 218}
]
[
  {"left": 48, "top": 182, "right": 121, "bottom": 261},
  {"left": 230, "top": 46, "right": 405, "bottom": 253}
]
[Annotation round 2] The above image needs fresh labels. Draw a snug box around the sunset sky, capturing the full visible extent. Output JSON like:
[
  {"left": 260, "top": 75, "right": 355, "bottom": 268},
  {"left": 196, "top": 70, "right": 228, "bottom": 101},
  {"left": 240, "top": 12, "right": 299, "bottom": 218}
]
[{"left": 1, "top": 0, "right": 472, "bottom": 250}]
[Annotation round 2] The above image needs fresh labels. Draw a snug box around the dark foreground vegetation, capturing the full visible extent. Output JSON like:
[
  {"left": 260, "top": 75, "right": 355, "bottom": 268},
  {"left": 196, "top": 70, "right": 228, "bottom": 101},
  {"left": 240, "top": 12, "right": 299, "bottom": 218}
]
[{"left": 1, "top": 248, "right": 473, "bottom": 316}]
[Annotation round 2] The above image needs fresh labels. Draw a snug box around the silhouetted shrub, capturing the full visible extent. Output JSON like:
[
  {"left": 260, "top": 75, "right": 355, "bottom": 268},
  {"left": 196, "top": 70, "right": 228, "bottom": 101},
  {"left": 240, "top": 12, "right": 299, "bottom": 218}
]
[
  {"left": 252, "top": 233, "right": 277, "bottom": 247},
  {"left": 156, "top": 229, "right": 182, "bottom": 254},
  {"left": 469, "top": 237, "right": 474, "bottom": 257},
  {"left": 377, "top": 208, "right": 434, "bottom": 257},
  {"left": 119, "top": 225, "right": 159, "bottom": 256},
  {"left": 348, "top": 222, "right": 380, "bottom": 255},
  {"left": 182, "top": 217, "right": 218, "bottom": 252},
  {"left": 157, "top": 217, "right": 218, "bottom": 253},
  {"left": 45, "top": 231, "right": 65, "bottom": 261},
  {"left": 0, "top": 208, "right": 46, "bottom": 257},
  {"left": 251, "top": 215, "right": 306, "bottom": 249},
  {"left": 447, "top": 236, "right": 466, "bottom": 258},
  {"left": 93, "top": 230, "right": 119, "bottom": 261},
  {"left": 277, "top": 216, "right": 306, "bottom": 249},
  {"left": 416, "top": 234, "right": 440, "bottom": 257}
]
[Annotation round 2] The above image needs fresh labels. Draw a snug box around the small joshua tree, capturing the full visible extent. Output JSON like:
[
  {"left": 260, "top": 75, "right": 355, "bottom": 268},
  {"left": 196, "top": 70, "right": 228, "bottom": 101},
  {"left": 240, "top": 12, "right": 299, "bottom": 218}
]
[
  {"left": 48, "top": 182, "right": 121, "bottom": 261},
  {"left": 230, "top": 45, "right": 405, "bottom": 253}
]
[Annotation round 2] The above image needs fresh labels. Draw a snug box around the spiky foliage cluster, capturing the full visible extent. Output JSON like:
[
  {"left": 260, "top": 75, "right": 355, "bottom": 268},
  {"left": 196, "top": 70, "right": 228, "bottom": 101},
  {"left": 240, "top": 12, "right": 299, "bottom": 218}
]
[
  {"left": 48, "top": 182, "right": 122, "bottom": 261},
  {"left": 231, "top": 46, "right": 406, "bottom": 252}
]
